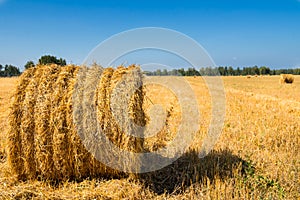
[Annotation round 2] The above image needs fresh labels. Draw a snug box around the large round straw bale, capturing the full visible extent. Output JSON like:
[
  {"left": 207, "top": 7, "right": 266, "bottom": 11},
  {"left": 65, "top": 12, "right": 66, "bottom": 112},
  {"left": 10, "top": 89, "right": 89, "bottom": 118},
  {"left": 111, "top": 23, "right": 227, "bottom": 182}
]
[{"left": 8, "top": 64, "right": 146, "bottom": 180}]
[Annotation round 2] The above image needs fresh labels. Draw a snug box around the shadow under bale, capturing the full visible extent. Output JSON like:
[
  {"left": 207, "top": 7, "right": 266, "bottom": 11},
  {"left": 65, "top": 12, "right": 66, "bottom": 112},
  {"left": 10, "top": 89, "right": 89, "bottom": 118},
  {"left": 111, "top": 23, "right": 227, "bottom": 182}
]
[{"left": 139, "top": 149, "right": 252, "bottom": 195}]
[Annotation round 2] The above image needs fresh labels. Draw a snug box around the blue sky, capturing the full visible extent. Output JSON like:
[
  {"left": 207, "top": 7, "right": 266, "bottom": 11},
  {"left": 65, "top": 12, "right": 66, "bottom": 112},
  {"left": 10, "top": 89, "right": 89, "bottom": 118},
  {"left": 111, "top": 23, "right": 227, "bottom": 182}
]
[{"left": 0, "top": 0, "right": 299, "bottom": 70}]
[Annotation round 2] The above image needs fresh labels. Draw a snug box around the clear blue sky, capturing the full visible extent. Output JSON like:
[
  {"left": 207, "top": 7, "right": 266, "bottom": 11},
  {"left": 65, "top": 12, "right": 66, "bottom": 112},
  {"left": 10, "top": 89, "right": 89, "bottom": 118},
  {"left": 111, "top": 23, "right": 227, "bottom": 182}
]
[{"left": 0, "top": 0, "right": 299, "bottom": 70}]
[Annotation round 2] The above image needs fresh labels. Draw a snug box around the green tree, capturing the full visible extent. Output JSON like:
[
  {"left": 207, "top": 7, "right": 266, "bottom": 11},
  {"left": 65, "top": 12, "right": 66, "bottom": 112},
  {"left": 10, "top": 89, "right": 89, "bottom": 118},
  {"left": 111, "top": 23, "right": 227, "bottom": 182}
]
[
  {"left": 3, "top": 65, "right": 21, "bottom": 77},
  {"left": 228, "top": 66, "right": 234, "bottom": 76},
  {"left": 252, "top": 66, "right": 259, "bottom": 75},
  {"left": 38, "top": 55, "right": 67, "bottom": 66},
  {"left": 259, "top": 66, "right": 271, "bottom": 75},
  {"left": 178, "top": 68, "right": 185, "bottom": 76},
  {"left": 24, "top": 61, "right": 35, "bottom": 70},
  {"left": 170, "top": 69, "right": 178, "bottom": 76},
  {"left": 236, "top": 67, "right": 241, "bottom": 75},
  {"left": 0, "top": 64, "right": 3, "bottom": 77},
  {"left": 155, "top": 69, "right": 162, "bottom": 76},
  {"left": 218, "top": 67, "right": 225, "bottom": 76},
  {"left": 186, "top": 68, "right": 200, "bottom": 76},
  {"left": 162, "top": 69, "right": 168, "bottom": 76}
]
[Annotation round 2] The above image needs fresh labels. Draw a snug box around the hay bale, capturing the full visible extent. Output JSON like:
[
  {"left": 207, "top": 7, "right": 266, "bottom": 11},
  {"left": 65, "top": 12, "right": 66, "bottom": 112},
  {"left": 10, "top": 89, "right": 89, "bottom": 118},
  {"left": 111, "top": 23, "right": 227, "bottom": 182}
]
[
  {"left": 280, "top": 74, "right": 294, "bottom": 84},
  {"left": 8, "top": 64, "right": 146, "bottom": 180}
]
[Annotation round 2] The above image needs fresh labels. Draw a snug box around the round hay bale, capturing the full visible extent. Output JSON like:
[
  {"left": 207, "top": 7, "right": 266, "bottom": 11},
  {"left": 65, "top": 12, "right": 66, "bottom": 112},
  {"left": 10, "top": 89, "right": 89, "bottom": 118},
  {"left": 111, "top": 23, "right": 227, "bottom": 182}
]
[
  {"left": 7, "top": 64, "right": 146, "bottom": 180},
  {"left": 280, "top": 74, "right": 294, "bottom": 84}
]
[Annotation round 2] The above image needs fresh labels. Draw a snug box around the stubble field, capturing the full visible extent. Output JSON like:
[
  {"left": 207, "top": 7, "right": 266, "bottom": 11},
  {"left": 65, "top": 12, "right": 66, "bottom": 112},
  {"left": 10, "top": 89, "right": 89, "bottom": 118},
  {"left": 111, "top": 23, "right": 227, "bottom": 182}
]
[{"left": 0, "top": 75, "right": 299, "bottom": 199}]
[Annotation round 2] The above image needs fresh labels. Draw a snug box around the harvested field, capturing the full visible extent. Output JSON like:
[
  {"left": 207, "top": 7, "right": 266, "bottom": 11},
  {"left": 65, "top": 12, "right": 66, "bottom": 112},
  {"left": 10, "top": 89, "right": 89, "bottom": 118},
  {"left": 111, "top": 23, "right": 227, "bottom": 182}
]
[{"left": 0, "top": 74, "right": 299, "bottom": 199}]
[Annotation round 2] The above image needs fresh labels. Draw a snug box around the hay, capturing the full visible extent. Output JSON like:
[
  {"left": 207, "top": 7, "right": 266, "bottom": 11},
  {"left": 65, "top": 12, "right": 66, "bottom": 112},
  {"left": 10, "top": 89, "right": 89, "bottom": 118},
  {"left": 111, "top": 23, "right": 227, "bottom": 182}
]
[
  {"left": 109, "top": 66, "right": 145, "bottom": 153},
  {"left": 280, "top": 74, "right": 294, "bottom": 84},
  {"left": 8, "top": 64, "right": 147, "bottom": 180},
  {"left": 20, "top": 66, "right": 44, "bottom": 179},
  {"left": 34, "top": 64, "right": 61, "bottom": 180},
  {"left": 71, "top": 65, "right": 91, "bottom": 179},
  {"left": 51, "top": 66, "right": 78, "bottom": 180},
  {"left": 82, "top": 66, "right": 145, "bottom": 175},
  {"left": 81, "top": 65, "right": 105, "bottom": 177},
  {"left": 8, "top": 67, "right": 36, "bottom": 180}
]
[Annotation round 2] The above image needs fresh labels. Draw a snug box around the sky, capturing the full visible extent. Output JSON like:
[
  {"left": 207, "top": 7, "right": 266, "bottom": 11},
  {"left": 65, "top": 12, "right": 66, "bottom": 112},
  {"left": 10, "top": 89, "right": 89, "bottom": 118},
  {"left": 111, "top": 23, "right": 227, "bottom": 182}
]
[{"left": 0, "top": 0, "right": 299, "bottom": 70}]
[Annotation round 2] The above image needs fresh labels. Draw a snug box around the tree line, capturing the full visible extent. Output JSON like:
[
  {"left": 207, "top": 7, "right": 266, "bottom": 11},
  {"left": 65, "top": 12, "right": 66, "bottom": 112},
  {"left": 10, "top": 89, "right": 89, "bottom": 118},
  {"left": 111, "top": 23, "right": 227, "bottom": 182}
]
[
  {"left": 1, "top": 55, "right": 300, "bottom": 77},
  {"left": 0, "top": 55, "right": 66, "bottom": 77},
  {"left": 144, "top": 66, "right": 300, "bottom": 76}
]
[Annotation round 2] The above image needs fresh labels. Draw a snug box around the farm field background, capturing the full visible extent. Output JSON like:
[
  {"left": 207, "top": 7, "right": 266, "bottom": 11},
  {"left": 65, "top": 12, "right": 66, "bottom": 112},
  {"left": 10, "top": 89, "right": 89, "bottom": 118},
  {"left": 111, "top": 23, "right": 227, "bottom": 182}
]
[{"left": 0, "top": 75, "right": 299, "bottom": 199}]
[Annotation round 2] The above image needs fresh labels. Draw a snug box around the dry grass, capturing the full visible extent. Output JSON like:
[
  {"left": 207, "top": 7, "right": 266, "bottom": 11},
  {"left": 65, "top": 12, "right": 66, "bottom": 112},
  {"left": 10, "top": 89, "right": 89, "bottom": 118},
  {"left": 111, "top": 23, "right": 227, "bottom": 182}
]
[{"left": 0, "top": 74, "right": 299, "bottom": 199}]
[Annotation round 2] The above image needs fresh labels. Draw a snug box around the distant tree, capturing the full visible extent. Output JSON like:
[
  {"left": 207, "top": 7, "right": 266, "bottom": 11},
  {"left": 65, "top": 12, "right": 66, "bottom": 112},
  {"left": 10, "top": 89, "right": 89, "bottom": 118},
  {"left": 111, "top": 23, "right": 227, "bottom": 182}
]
[
  {"left": 0, "top": 64, "right": 3, "bottom": 77},
  {"left": 206, "top": 67, "right": 216, "bottom": 76},
  {"left": 143, "top": 71, "right": 153, "bottom": 76},
  {"left": 224, "top": 66, "right": 228, "bottom": 76},
  {"left": 3, "top": 65, "right": 21, "bottom": 77},
  {"left": 259, "top": 66, "right": 271, "bottom": 75},
  {"left": 228, "top": 66, "right": 234, "bottom": 76},
  {"left": 236, "top": 67, "right": 241, "bottom": 75},
  {"left": 252, "top": 66, "right": 259, "bottom": 75},
  {"left": 38, "top": 55, "right": 67, "bottom": 66},
  {"left": 170, "top": 69, "right": 178, "bottom": 76},
  {"left": 162, "top": 69, "right": 168, "bottom": 76},
  {"left": 186, "top": 68, "right": 196, "bottom": 76},
  {"left": 186, "top": 68, "right": 200, "bottom": 76},
  {"left": 24, "top": 61, "right": 35, "bottom": 70},
  {"left": 199, "top": 68, "right": 206, "bottom": 76},
  {"left": 294, "top": 68, "right": 300, "bottom": 75},
  {"left": 218, "top": 67, "right": 225, "bottom": 76},
  {"left": 194, "top": 68, "right": 200, "bottom": 76},
  {"left": 178, "top": 68, "right": 185, "bottom": 76},
  {"left": 155, "top": 69, "right": 162, "bottom": 76}
]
